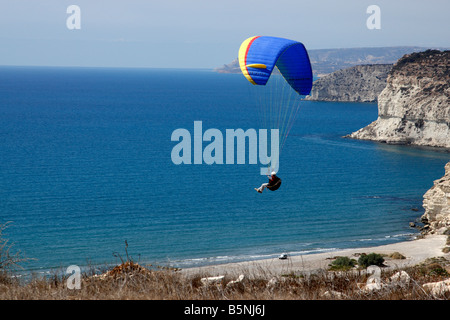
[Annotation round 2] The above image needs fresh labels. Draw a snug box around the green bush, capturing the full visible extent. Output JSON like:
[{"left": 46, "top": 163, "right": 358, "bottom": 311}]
[
  {"left": 329, "top": 256, "right": 357, "bottom": 271},
  {"left": 358, "top": 253, "right": 385, "bottom": 268},
  {"left": 426, "top": 263, "right": 449, "bottom": 277}
]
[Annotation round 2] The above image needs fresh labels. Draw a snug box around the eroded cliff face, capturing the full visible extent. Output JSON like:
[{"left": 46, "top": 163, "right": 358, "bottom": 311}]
[
  {"left": 305, "top": 64, "right": 392, "bottom": 102},
  {"left": 421, "top": 162, "right": 450, "bottom": 234},
  {"left": 347, "top": 50, "right": 450, "bottom": 148}
]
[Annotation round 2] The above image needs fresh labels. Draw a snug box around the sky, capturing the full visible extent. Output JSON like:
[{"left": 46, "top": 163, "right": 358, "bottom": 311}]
[{"left": 0, "top": 0, "right": 449, "bottom": 68}]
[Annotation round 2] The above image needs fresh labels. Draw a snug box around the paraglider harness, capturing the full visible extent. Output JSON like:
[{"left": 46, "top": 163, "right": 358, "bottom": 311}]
[{"left": 267, "top": 175, "right": 282, "bottom": 191}]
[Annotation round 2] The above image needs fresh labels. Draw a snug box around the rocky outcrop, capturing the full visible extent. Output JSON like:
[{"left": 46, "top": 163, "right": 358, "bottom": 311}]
[
  {"left": 421, "top": 162, "right": 450, "bottom": 235},
  {"left": 346, "top": 50, "right": 450, "bottom": 148},
  {"left": 215, "top": 58, "right": 240, "bottom": 74},
  {"left": 305, "top": 64, "right": 392, "bottom": 102}
]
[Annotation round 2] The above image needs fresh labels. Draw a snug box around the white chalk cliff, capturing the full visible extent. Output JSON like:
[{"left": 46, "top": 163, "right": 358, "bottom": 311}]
[
  {"left": 347, "top": 50, "right": 450, "bottom": 148},
  {"left": 421, "top": 162, "right": 450, "bottom": 234}
]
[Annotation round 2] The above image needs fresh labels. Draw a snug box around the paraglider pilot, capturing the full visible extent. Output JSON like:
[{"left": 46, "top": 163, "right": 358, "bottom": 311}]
[{"left": 255, "top": 171, "right": 281, "bottom": 193}]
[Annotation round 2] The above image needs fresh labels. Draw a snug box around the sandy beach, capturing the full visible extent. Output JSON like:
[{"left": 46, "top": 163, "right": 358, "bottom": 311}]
[{"left": 182, "top": 235, "right": 449, "bottom": 277}]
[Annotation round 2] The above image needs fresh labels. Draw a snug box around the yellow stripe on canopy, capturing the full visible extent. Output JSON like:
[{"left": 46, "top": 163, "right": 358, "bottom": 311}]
[{"left": 238, "top": 36, "right": 258, "bottom": 85}]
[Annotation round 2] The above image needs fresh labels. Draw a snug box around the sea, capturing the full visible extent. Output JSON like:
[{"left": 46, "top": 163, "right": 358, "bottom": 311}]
[{"left": 0, "top": 66, "right": 448, "bottom": 276}]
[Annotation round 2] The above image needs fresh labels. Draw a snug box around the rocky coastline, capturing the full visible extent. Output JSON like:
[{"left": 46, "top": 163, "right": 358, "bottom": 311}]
[
  {"left": 305, "top": 64, "right": 392, "bottom": 102},
  {"left": 346, "top": 50, "right": 450, "bottom": 148},
  {"left": 421, "top": 162, "right": 450, "bottom": 236}
]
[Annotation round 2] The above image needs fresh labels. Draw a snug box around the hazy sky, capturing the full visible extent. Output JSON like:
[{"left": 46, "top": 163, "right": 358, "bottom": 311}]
[{"left": 0, "top": 0, "right": 448, "bottom": 68}]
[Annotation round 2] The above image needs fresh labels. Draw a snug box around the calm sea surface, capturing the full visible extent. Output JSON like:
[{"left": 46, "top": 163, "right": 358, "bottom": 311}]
[{"left": 0, "top": 66, "right": 448, "bottom": 274}]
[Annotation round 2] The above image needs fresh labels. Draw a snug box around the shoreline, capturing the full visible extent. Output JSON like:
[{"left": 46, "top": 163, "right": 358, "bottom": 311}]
[{"left": 181, "top": 234, "right": 449, "bottom": 277}]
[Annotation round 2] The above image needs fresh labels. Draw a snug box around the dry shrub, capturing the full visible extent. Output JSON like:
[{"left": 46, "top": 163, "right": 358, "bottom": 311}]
[
  {"left": 1, "top": 262, "right": 449, "bottom": 300},
  {"left": 389, "top": 252, "right": 406, "bottom": 260}
]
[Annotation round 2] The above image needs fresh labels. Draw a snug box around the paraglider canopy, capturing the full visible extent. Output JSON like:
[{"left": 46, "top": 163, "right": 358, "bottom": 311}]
[
  {"left": 238, "top": 36, "right": 313, "bottom": 96},
  {"left": 238, "top": 36, "right": 313, "bottom": 174}
]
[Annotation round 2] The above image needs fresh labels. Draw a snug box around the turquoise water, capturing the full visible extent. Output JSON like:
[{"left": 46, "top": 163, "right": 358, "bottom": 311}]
[{"left": 0, "top": 66, "right": 448, "bottom": 274}]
